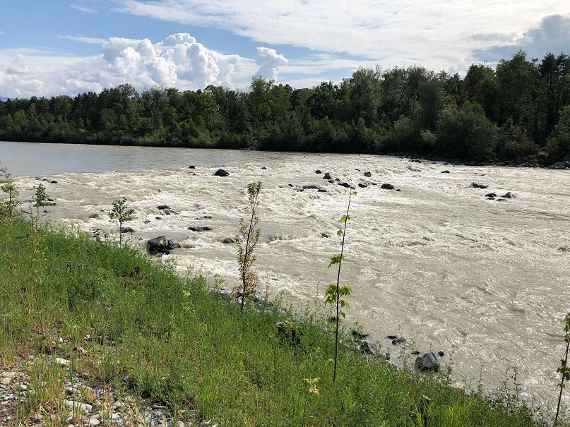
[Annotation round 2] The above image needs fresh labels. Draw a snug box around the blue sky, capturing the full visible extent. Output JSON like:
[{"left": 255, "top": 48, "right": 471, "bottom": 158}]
[{"left": 0, "top": 0, "right": 569, "bottom": 97}]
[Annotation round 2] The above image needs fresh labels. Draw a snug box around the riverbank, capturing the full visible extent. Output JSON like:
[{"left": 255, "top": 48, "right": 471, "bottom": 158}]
[{"left": 0, "top": 219, "right": 541, "bottom": 426}]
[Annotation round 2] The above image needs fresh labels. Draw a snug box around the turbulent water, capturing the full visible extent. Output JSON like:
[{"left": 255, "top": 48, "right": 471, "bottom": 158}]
[{"left": 4, "top": 141, "right": 570, "bottom": 412}]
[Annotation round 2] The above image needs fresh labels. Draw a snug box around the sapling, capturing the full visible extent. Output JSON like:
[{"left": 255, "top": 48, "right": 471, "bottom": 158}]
[
  {"left": 0, "top": 181, "right": 21, "bottom": 221},
  {"left": 235, "top": 182, "right": 262, "bottom": 312},
  {"left": 324, "top": 190, "right": 353, "bottom": 383},
  {"left": 109, "top": 198, "right": 135, "bottom": 247},
  {"left": 555, "top": 313, "right": 570, "bottom": 425},
  {"left": 32, "top": 183, "right": 50, "bottom": 229}
]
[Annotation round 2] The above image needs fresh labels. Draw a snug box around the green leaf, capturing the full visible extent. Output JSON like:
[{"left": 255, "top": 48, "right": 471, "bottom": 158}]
[
  {"left": 339, "top": 214, "right": 351, "bottom": 224},
  {"left": 328, "top": 254, "right": 342, "bottom": 268}
]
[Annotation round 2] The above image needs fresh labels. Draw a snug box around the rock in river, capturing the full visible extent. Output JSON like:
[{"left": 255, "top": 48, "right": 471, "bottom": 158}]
[
  {"left": 415, "top": 351, "right": 444, "bottom": 372},
  {"left": 214, "top": 169, "right": 230, "bottom": 177},
  {"left": 147, "top": 236, "right": 180, "bottom": 255}
]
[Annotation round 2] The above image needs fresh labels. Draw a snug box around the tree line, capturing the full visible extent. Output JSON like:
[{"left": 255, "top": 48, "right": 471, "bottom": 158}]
[{"left": 1, "top": 51, "right": 570, "bottom": 165}]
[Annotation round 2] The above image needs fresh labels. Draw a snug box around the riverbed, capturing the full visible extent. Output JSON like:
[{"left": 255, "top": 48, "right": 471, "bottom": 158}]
[{"left": 3, "top": 140, "right": 570, "bottom": 413}]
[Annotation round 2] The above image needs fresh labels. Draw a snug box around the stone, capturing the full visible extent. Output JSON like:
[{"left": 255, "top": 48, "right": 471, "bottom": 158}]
[
  {"left": 221, "top": 237, "right": 237, "bottom": 244},
  {"left": 64, "top": 400, "right": 92, "bottom": 414},
  {"left": 501, "top": 192, "right": 515, "bottom": 199},
  {"left": 302, "top": 185, "right": 325, "bottom": 191},
  {"left": 120, "top": 226, "right": 135, "bottom": 234},
  {"left": 213, "top": 169, "right": 230, "bottom": 177},
  {"left": 89, "top": 416, "right": 101, "bottom": 426},
  {"left": 0, "top": 372, "right": 16, "bottom": 386},
  {"left": 315, "top": 170, "right": 322, "bottom": 174},
  {"left": 157, "top": 205, "right": 171, "bottom": 210},
  {"left": 323, "top": 173, "right": 332, "bottom": 180},
  {"left": 88, "top": 213, "right": 99, "bottom": 219},
  {"left": 321, "top": 233, "right": 331, "bottom": 239},
  {"left": 471, "top": 182, "right": 488, "bottom": 189},
  {"left": 485, "top": 193, "right": 497, "bottom": 199},
  {"left": 391, "top": 336, "right": 407, "bottom": 345},
  {"left": 415, "top": 352, "right": 443, "bottom": 372},
  {"left": 441, "top": 170, "right": 450, "bottom": 174},
  {"left": 188, "top": 165, "right": 196, "bottom": 169},
  {"left": 188, "top": 226, "right": 212, "bottom": 232},
  {"left": 358, "top": 183, "right": 368, "bottom": 188},
  {"left": 55, "top": 358, "right": 70, "bottom": 367},
  {"left": 381, "top": 183, "right": 395, "bottom": 190},
  {"left": 364, "top": 171, "right": 372, "bottom": 177},
  {"left": 147, "top": 236, "right": 179, "bottom": 255}
]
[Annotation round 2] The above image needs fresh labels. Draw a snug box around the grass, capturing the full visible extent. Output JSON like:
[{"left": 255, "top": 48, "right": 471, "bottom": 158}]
[{"left": 0, "top": 219, "right": 541, "bottom": 426}]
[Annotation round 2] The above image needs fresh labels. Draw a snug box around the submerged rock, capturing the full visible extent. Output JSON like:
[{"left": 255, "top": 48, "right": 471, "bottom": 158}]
[
  {"left": 381, "top": 183, "right": 395, "bottom": 190},
  {"left": 364, "top": 171, "right": 372, "bottom": 177},
  {"left": 188, "top": 226, "right": 212, "bottom": 232},
  {"left": 441, "top": 170, "right": 450, "bottom": 174},
  {"left": 214, "top": 169, "right": 230, "bottom": 177},
  {"left": 323, "top": 172, "right": 332, "bottom": 180},
  {"left": 501, "top": 192, "right": 515, "bottom": 199},
  {"left": 471, "top": 182, "right": 488, "bottom": 189}
]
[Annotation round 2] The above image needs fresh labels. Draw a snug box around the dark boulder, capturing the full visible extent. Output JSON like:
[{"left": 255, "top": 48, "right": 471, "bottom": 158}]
[
  {"left": 315, "top": 170, "right": 322, "bottom": 174},
  {"left": 485, "top": 193, "right": 497, "bottom": 199},
  {"left": 221, "top": 237, "right": 237, "bottom": 244},
  {"left": 188, "top": 165, "right": 196, "bottom": 169},
  {"left": 501, "top": 192, "right": 515, "bottom": 199},
  {"left": 381, "top": 183, "right": 395, "bottom": 190},
  {"left": 364, "top": 171, "right": 372, "bottom": 177},
  {"left": 358, "top": 183, "right": 368, "bottom": 188},
  {"left": 471, "top": 182, "right": 488, "bottom": 189},
  {"left": 323, "top": 172, "right": 332, "bottom": 180},
  {"left": 214, "top": 169, "right": 230, "bottom": 177},
  {"left": 415, "top": 351, "right": 444, "bottom": 372},
  {"left": 188, "top": 226, "right": 212, "bottom": 232},
  {"left": 147, "top": 236, "right": 179, "bottom": 255},
  {"left": 441, "top": 170, "right": 450, "bottom": 174},
  {"left": 302, "top": 184, "right": 324, "bottom": 191}
]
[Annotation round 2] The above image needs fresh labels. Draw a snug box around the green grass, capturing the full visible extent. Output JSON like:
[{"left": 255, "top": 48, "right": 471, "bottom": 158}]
[{"left": 0, "top": 220, "right": 540, "bottom": 426}]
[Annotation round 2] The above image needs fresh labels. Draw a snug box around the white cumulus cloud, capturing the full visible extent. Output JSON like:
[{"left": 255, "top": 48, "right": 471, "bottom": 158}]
[
  {"left": 0, "top": 34, "right": 287, "bottom": 98},
  {"left": 120, "top": 0, "right": 570, "bottom": 71},
  {"left": 256, "top": 47, "right": 288, "bottom": 80}
]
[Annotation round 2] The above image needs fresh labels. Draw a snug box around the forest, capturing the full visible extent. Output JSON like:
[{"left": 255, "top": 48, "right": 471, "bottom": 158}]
[{"left": 1, "top": 51, "right": 570, "bottom": 165}]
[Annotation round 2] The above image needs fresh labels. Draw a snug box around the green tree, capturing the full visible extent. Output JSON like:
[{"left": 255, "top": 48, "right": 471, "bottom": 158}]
[
  {"left": 546, "top": 106, "right": 570, "bottom": 162},
  {"left": 437, "top": 103, "right": 499, "bottom": 161}
]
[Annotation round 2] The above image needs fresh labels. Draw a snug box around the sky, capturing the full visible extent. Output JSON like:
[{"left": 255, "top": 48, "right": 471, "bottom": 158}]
[{"left": 0, "top": 0, "right": 569, "bottom": 98}]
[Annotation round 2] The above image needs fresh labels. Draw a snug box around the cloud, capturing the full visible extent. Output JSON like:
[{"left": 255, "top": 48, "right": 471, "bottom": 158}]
[
  {"left": 120, "top": 0, "right": 570, "bottom": 71},
  {"left": 59, "top": 35, "right": 108, "bottom": 45},
  {"left": 70, "top": 3, "right": 98, "bottom": 14},
  {"left": 256, "top": 47, "right": 288, "bottom": 80},
  {"left": 0, "top": 34, "right": 282, "bottom": 97},
  {"left": 474, "top": 14, "right": 570, "bottom": 62}
]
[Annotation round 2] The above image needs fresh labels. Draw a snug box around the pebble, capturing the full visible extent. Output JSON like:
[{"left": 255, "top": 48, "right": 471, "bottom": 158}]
[
  {"left": 64, "top": 400, "right": 93, "bottom": 414},
  {"left": 1, "top": 372, "right": 17, "bottom": 385},
  {"left": 56, "top": 357, "right": 71, "bottom": 367}
]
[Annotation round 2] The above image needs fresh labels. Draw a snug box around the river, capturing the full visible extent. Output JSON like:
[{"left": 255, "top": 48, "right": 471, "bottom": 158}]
[{"left": 2, "top": 140, "right": 569, "bottom": 413}]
